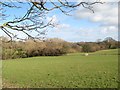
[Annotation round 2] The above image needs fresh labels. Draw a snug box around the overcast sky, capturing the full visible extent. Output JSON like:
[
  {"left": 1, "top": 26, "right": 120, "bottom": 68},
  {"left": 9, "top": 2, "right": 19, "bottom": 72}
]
[{"left": 0, "top": 1, "right": 118, "bottom": 42}]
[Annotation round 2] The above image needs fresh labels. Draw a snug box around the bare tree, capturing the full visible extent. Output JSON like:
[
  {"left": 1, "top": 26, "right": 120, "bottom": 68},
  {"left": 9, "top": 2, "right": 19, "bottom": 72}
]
[{"left": 0, "top": 0, "right": 103, "bottom": 41}]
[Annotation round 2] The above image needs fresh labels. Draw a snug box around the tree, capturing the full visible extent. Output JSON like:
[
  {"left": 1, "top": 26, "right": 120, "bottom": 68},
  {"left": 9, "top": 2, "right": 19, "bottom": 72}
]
[
  {"left": 0, "top": 1, "right": 103, "bottom": 41},
  {"left": 82, "top": 43, "right": 91, "bottom": 53},
  {"left": 104, "top": 37, "right": 116, "bottom": 42},
  {"left": 103, "top": 37, "right": 117, "bottom": 49}
]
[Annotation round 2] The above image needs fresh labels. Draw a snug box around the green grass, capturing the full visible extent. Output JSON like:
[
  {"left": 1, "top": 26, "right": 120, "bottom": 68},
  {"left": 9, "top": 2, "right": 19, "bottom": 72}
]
[
  {"left": 90, "top": 49, "right": 119, "bottom": 55},
  {"left": 2, "top": 49, "right": 118, "bottom": 88}
]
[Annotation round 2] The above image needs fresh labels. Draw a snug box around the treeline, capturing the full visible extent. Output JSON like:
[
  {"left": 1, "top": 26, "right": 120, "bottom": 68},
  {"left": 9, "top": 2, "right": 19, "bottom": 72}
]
[
  {"left": 1, "top": 37, "right": 81, "bottom": 60},
  {"left": 77, "top": 37, "right": 119, "bottom": 52},
  {"left": 0, "top": 37, "right": 119, "bottom": 60}
]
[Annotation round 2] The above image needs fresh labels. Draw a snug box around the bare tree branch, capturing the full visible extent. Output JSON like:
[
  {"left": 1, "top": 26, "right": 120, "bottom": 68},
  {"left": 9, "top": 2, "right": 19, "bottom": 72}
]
[{"left": 0, "top": 0, "right": 104, "bottom": 41}]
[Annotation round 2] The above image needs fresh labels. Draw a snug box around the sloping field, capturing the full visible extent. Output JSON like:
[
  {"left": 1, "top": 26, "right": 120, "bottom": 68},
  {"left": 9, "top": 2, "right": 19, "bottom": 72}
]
[
  {"left": 91, "top": 49, "right": 119, "bottom": 55},
  {"left": 2, "top": 49, "right": 118, "bottom": 88}
]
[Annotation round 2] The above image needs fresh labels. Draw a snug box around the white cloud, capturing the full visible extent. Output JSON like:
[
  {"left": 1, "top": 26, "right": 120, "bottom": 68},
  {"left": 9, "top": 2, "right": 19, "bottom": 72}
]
[
  {"left": 47, "top": 15, "right": 58, "bottom": 24},
  {"left": 45, "top": 2, "right": 118, "bottom": 42},
  {"left": 47, "top": 15, "right": 70, "bottom": 32},
  {"left": 56, "top": 23, "right": 70, "bottom": 30},
  {"left": 47, "top": 15, "right": 68, "bottom": 28},
  {"left": 77, "top": 0, "right": 119, "bottom": 2},
  {"left": 75, "top": 2, "right": 118, "bottom": 35},
  {"left": 100, "top": 25, "right": 118, "bottom": 34},
  {"left": 75, "top": 2, "right": 118, "bottom": 25}
]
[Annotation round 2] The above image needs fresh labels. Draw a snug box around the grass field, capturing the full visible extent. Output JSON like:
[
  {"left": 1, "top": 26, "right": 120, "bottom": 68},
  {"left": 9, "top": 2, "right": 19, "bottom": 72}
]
[{"left": 2, "top": 49, "right": 118, "bottom": 88}]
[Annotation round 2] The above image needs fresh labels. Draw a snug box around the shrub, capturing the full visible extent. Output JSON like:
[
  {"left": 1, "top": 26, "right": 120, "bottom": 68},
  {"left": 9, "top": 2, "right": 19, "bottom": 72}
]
[{"left": 1, "top": 36, "right": 119, "bottom": 60}]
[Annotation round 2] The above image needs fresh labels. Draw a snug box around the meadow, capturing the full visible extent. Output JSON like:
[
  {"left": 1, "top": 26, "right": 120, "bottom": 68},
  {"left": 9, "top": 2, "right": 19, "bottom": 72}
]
[{"left": 2, "top": 49, "right": 118, "bottom": 88}]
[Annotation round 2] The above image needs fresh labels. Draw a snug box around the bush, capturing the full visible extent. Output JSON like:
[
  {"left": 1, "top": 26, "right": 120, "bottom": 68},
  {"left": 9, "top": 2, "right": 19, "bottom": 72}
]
[
  {"left": 12, "top": 48, "right": 27, "bottom": 59},
  {"left": 82, "top": 44, "right": 91, "bottom": 52},
  {"left": 2, "top": 49, "right": 14, "bottom": 60},
  {"left": 1, "top": 36, "right": 119, "bottom": 60}
]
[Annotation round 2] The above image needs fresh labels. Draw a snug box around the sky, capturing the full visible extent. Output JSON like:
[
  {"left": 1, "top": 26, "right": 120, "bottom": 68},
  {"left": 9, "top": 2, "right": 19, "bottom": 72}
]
[{"left": 0, "top": 1, "right": 118, "bottom": 42}]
